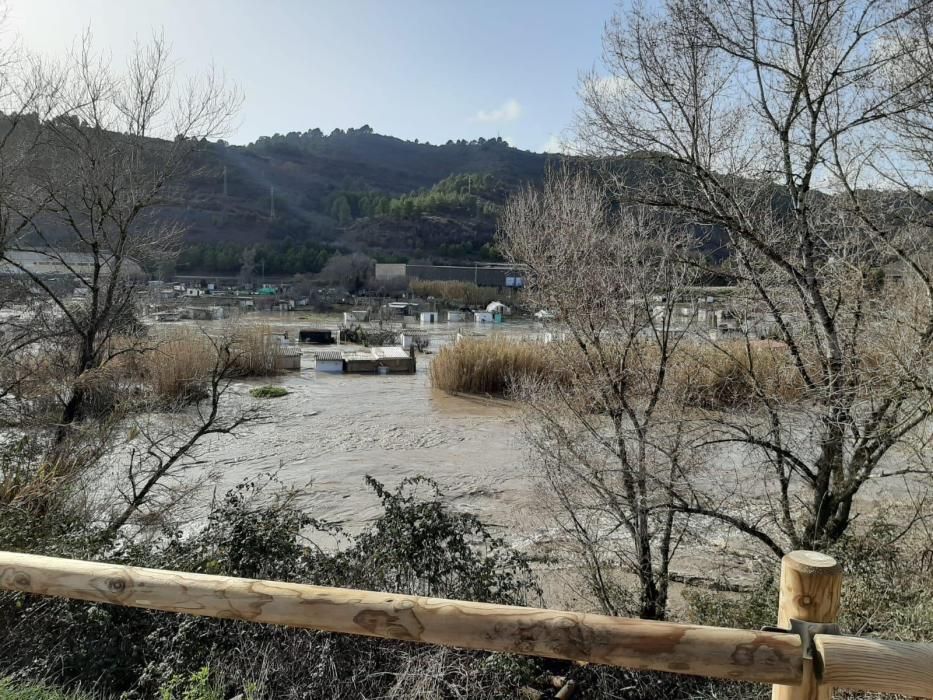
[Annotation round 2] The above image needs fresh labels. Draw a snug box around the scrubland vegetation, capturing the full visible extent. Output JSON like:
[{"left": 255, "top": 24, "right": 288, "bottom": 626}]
[{"left": 249, "top": 385, "right": 288, "bottom": 399}]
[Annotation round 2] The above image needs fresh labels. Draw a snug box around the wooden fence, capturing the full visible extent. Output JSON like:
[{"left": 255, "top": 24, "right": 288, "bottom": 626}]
[{"left": 0, "top": 550, "right": 931, "bottom": 699}]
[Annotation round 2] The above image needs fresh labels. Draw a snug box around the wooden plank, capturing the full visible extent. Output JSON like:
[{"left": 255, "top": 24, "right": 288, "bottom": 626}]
[
  {"left": 0, "top": 551, "right": 804, "bottom": 686},
  {"left": 771, "top": 551, "right": 842, "bottom": 700},
  {"left": 815, "top": 635, "right": 933, "bottom": 698}
]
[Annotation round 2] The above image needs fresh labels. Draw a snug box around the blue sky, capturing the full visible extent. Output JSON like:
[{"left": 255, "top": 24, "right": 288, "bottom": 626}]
[{"left": 6, "top": 0, "right": 619, "bottom": 152}]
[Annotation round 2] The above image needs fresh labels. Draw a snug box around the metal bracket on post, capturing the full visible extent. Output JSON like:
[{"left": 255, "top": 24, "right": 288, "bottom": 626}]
[{"left": 762, "top": 619, "right": 840, "bottom": 660}]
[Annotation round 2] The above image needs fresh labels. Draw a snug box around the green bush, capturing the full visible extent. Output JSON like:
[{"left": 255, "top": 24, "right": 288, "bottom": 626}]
[
  {"left": 248, "top": 386, "right": 288, "bottom": 399},
  {"left": 0, "top": 680, "right": 92, "bottom": 700},
  {"left": 0, "top": 475, "right": 545, "bottom": 699}
]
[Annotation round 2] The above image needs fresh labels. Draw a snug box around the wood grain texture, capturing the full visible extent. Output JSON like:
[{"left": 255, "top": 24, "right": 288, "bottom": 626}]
[
  {"left": 0, "top": 551, "right": 803, "bottom": 685},
  {"left": 771, "top": 551, "right": 842, "bottom": 700},
  {"left": 815, "top": 635, "right": 933, "bottom": 698}
]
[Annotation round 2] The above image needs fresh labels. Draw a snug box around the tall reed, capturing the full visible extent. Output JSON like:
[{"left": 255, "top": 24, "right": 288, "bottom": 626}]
[
  {"left": 410, "top": 280, "right": 504, "bottom": 307},
  {"left": 141, "top": 325, "right": 282, "bottom": 403},
  {"left": 429, "top": 337, "right": 553, "bottom": 395},
  {"left": 431, "top": 336, "right": 805, "bottom": 407}
]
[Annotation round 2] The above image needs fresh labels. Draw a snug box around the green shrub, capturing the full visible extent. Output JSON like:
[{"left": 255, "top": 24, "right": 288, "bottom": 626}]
[
  {"left": 0, "top": 475, "right": 544, "bottom": 699},
  {"left": 0, "top": 680, "right": 92, "bottom": 700},
  {"left": 248, "top": 386, "right": 288, "bottom": 399}
]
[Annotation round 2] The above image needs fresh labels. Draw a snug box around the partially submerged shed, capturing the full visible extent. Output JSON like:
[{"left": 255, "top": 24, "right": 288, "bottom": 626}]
[
  {"left": 299, "top": 328, "right": 336, "bottom": 344},
  {"left": 313, "top": 350, "right": 344, "bottom": 373},
  {"left": 345, "top": 346, "right": 416, "bottom": 374}
]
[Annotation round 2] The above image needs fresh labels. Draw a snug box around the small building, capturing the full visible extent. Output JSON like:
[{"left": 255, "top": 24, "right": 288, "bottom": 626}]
[
  {"left": 185, "top": 288, "right": 203, "bottom": 297},
  {"left": 401, "top": 333, "right": 429, "bottom": 351},
  {"left": 313, "top": 350, "right": 344, "bottom": 373},
  {"left": 343, "top": 309, "right": 370, "bottom": 324},
  {"left": 183, "top": 306, "right": 224, "bottom": 321},
  {"left": 275, "top": 348, "right": 302, "bottom": 371},
  {"left": 299, "top": 329, "right": 335, "bottom": 344},
  {"left": 474, "top": 311, "right": 495, "bottom": 324},
  {"left": 447, "top": 310, "right": 465, "bottom": 322},
  {"left": 486, "top": 301, "right": 511, "bottom": 315},
  {"left": 420, "top": 311, "right": 438, "bottom": 325},
  {"left": 344, "top": 347, "right": 416, "bottom": 374},
  {"left": 385, "top": 301, "right": 419, "bottom": 316}
]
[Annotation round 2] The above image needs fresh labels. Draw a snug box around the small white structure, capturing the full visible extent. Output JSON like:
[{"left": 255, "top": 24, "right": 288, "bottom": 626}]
[
  {"left": 420, "top": 311, "right": 438, "bottom": 325},
  {"left": 343, "top": 309, "right": 369, "bottom": 324},
  {"left": 486, "top": 301, "right": 511, "bottom": 315},
  {"left": 447, "top": 310, "right": 465, "bottom": 322},
  {"left": 184, "top": 288, "right": 203, "bottom": 297},
  {"left": 314, "top": 351, "right": 344, "bottom": 373},
  {"left": 401, "top": 333, "right": 429, "bottom": 351},
  {"left": 474, "top": 311, "right": 494, "bottom": 324}
]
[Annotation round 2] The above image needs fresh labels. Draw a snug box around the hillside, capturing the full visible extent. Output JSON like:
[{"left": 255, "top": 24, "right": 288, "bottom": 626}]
[{"left": 171, "top": 128, "right": 556, "bottom": 275}]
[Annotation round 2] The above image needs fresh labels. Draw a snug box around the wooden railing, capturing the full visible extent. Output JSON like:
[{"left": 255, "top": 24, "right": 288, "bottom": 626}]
[{"left": 0, "top": 550, "right": 931, "bottom": 699}]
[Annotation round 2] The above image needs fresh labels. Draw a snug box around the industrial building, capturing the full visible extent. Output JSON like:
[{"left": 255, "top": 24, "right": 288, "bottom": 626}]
[
  {"left": 374, "top": 263, "right": 526, "bottom": 289},
  {"left": 0, "top": 249, "right": 145, "bottom": 280}
]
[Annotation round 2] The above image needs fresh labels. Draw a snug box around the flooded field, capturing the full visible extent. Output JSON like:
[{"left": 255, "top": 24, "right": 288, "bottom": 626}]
[
  {"left": 159, "top": 311, "right": 925, "bottom": 590},
  {"left": 188, "top": 313, "right": 546, "bottom": 544}
]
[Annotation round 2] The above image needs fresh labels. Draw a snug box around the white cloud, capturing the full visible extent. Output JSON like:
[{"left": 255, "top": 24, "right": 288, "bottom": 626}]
[
  {"left": 473, "top": 98, "right": 522, "bottom": 123},
  {"left": 540, "top": 133, "right": 581, "bottom": 154},
  {"left": 540, "top": 134, "right": 565, "bottom": 154}
]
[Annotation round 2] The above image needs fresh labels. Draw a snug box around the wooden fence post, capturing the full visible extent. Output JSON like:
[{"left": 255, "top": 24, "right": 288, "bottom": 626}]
[{"left": 772, "top": 551, "right": 842, "bottom": 700}]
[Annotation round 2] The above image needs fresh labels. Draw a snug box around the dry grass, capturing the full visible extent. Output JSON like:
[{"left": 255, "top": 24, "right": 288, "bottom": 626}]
[
  {"left": 670, "top": 341, "right": 805, "bottom": 409},
  {"left": 141, "top": 325, "right": 282, "bottom": 403},
  {"left": 410, "top": 280, "right": 504, "bottom": 307},
  {"left": 430, "top": 337, "right": 555, "bottom": 395},
  {"left": 232, "top": 325, "right": 282, "bottom": 377},
  {"left": 142, "top": 330, "right": 217, "bottom": 402},
  {"left": 431, "top": 336, "right": 805, "bottom": 407}
]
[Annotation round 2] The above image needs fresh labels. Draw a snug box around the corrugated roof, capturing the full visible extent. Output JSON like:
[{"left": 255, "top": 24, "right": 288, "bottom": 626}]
[
  {"left": 314, "top": 351, "right": 344, "bottom": 361},
  {"left": 372, "top": 347, "right": 409, "bottom": 359}
]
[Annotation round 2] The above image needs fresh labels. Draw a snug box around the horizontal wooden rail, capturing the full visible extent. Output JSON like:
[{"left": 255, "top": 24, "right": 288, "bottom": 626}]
[
  {"left": 814, "top": 635, "right": 933, "bottom": 698},
  {"left": 1, "top": 551, "right": 932, "bottom": 696},
  {"left": 0, "top": 552, "right": 802, "bottom": 685}
]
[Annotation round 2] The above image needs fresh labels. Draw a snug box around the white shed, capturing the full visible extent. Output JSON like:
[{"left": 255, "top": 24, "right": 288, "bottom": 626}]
[
  {"left": 420, "top": 311, "right": 438, "bottom": 325},
  {"left": 314, "top": 351, "right": 344, "bottom": 373},
  {"left": 447, "top": 310, "right": 465, "bottom": 322},
  {"left": 474, "top": 311, "right": 494, "bottom": 324},
  {"left": 486, "top": 301, "right": 511, "bottom": 315}
]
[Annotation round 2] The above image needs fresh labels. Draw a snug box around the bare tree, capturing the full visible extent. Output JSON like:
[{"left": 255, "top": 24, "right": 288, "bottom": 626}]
[
  {"left": 499, "top": 168, "right": 701, "bottom": 619},
  {"left": 318, "top": 253, "right": 374, "bottom": 293},
  {"left": 98, "top": 329, "right": 260, "bottom": 542},
  {"left": 575, "top": 0, "right": 933, "bottom": 552},
  {"left": 1, "top": 32, "right": 240, "bottom": 438}
]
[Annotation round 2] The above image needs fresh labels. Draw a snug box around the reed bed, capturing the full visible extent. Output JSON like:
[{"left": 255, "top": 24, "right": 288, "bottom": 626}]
[
  {"left": 673, "top": 341, "right": 805, "bottom": 409},
  {"left": 142, "top": 330, "right": 217, "bottom": 403},
  {"left": 231, "top": 324, "right": 282, "bottom": 377},
  {"left": 141, "top": 325, "right": 282, "bottom": 403},
  {"left": 431, "top": 336, "right": 806, "bottom": 407},
  {"left": 429, "top": 337, "right": 555, "bottom": 395},
  {"left": 410, "top": 280, "right": 504, "bottom": 307}
]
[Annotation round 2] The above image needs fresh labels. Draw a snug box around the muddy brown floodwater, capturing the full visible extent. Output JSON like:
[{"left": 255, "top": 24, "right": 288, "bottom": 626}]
[
  {"left": 171, "top": 312, "right": 925, "bottom": 602},
  {"left": 194, "top": 314, "right": 545, "bottom": 547}
]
